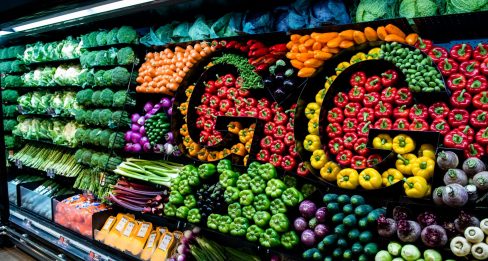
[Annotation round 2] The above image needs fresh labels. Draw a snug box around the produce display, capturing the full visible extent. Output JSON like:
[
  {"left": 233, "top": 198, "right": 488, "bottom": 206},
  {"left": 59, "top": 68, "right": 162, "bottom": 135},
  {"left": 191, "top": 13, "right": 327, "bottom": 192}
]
[
  {"left": 81, "top": 26, "right": 139, "bottom": 48},
  {"left": 73, "top": 148, "right": 123, "bottom": 170},
  {"left": 21, "top": 36, "right": 82, "bottom": 63},
  {"left": 113, "top": 158, "right": 183, "bottom": 186},
  {"left": 80, "top": 47, "right": 137, "bottom": 67},
  {"left": 13, "top": 117, "right": 81, "bottom": 147},
  {"left": 17, "top": 91, "right": 79, "bottom": 115}
]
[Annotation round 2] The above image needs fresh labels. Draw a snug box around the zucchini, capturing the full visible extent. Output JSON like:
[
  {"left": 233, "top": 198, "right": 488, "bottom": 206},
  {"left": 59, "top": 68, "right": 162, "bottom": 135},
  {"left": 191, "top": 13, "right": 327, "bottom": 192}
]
[
  {"left": 354, "top": 204, "right": 373, "bottom": 217},
  {"left": 317, "top": 241, "right": 326, "bottom": 252},
  {"left": 359, "top": 231, "right": 373, "bottom": 243},
  {"left": 351, "top": 242, "right": 363, "bottom": 255},
  {"left": 364, "top": 242, "right": 378, "bottom": 256},
  {"left": 334, "top": 224, "right": 347, "bottom": 236},
  {"left": 322, "top": 234, "right": 338, "bottom": 246},
  {"left": 337, "top": 194, "right": 350, "bottom": 204},
  {"left": 367, "top": 208, "right": 386, "bottom": 224},
  {"left": 337, "top": 237, "right": 348, "bottom": 248},
  {"left": 342, "top": 204, "right": 354, "bottom": 214},
  {"left": 350, "top": 195, "right": 365, "bottom": 206},
  {"left": 347, "top": 228, "right": 360, "bottom": 241},
  {"left": 358, "top": 254, "right": 369, "bottom": 261},
  {"left": 358, "top": 217, "right": 369, "bottom": 229},
  {"left": 322, "top": 193, "right": 338, "bottom": 204},
  {"left": 326, "top": 202, "right": 340, "bottom": 214},
  {"left": 323, "top": 257, "right": 333, "bottom": 261},
  {"left": 343, "top": 249, "right": 353, "bottom": 260},
  {"left": 302, "top": 248, "right": 320, "bottom": 259},
  {"left": 343, "top": 214, "right": 357, "bottom": 227},
  {"left": 331, "top": 213, "right": 345, "bottom": 224}
]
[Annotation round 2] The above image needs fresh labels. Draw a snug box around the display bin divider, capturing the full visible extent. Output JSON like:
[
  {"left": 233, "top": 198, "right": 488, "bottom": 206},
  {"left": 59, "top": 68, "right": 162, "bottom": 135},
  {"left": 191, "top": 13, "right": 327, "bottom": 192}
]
[{"left": 19, "top": 181, "right": 58, "bottom": 220}]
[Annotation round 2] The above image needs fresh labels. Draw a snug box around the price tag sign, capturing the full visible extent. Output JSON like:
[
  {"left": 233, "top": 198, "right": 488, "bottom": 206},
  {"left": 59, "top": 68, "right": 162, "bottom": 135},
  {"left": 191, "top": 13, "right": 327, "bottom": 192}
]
[
  {"left": 46, "top": 169, "right": 55, "bottom": 178},
  {"left": 87, "top": 251, "right": 101, "bottom": 261},
  {"left": 99, "top": 172, "right": 106, "bottom": 186},
  {"left": 15, "top": 159, "right": 22, "bottom": 169},
  {"left": 58, "top": 236, "right": 69, "bottom": 247}
]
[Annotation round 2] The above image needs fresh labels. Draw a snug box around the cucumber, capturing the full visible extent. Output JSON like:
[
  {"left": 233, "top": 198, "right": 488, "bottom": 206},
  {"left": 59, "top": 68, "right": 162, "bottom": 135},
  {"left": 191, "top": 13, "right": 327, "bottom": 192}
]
[
  {"left": 302, "top": 248, "right": 320, "bottom": 259},
  {"left": 343, "top": 249, "right": 353, "bottom": 260},
  {"left": 331, "top": 213, "right": 345, "bottom": 224},
  {"left": 343, "top": 214, "right": 357, "bottom": 227},
  {"left": 337, "top": 237, "right": 348, "bottom": 248},
  {"left": 364, "top": 242, "right": 378, "bottom": 256},
  {"left": 351, "top": 242, "right": 363, "bottom": 255},
  {"left": 347, "top": 228, "right": 360, "bottom": 241},
  {"left": 358, "top": 254, "right": 369, "bottom": 261},
  {"left": 322, "top": 234, "right": 338, "bottom": 246},
  {"left": 326, "top": 202, "right": 340, "bottom": 214},
  {"left": 323, "top": 257, "right": 333, "bottom": 261},
  {"left": 342, "top": 204, "right": 354, "bottom": 214},
  {"left": 350, "top": 195, "right": 365, "bottom": 206},
  {"left": 317, "top": 241, "right": 326, "bottom": 252},
  {"left": 367, "top": 208, "right": 386, "bottom": 224},
  {"left": 358, "top": 217, "right": 369, "bottom": 229},
  {"left": 337, "top": 194, "right": 350, "bottom": 204},
  {"left": 334, "top": 224, "right": 347, "bottom": 236},
  {"left": 359, "top": 231, "right": 373, "bottom": 243},
  {"left": 332, "top": 248, "right": 343, "bottom": 258},
  {"left": 354, "top": 204, "right": 373, "bottom": 217},
  {"left": 323, "top": 193, "right": 338, "bottom": 204}
]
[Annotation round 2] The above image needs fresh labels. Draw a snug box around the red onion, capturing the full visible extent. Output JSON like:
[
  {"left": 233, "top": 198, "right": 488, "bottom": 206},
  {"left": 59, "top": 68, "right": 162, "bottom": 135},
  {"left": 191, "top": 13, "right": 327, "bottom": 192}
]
[
  {"left": 124, "top": 143, "right": 133, "bottom": 152},
  {"left": 137, "top": 116, "right": 145, "bottom": 126},
  {"left": 131, "top": 124, "right": 140, "bottom": 132},
  {"left": 315, "top": 207, "right": 327, "bottom": 223},
  {"left": 132, "top": 143, "right": 142, "bottom": 152},
  {"left": 301, "top": 229, "right": 316, "bottom": 246},
  {"left": 131, "top": 132, "right": 142, "bottom": 143},
  {"left": 124, "top": 131, "right": 132, "bottom": 142},
  {"left": 142, "top": 142, "right": 151, "bottom": 152},
  {"left": 294, "top": 217, "right": 307, "bottom": 232},
  {"left": 314, "top": 224, "right": 329, "bottom": 239},
  {"left": 139, "top": 126, "right": 146, "bottom": 135},
  {"left": 131, "top": 113, "right": 140, "bottom": 123},
  {"left": 149, "top": 108, "right": 159, "bottom": 115},
  {"left": 140, "top": 136, "right": 149, "bottom": 144},
  {"left": 143, "top": 102, "right": 154, "bottom": 112},
  {"left": 160, "top": 97, "right": 172, "bottom": 109},
  {"left": 299, "top": 200, "right": 317, "bottom": 218}
]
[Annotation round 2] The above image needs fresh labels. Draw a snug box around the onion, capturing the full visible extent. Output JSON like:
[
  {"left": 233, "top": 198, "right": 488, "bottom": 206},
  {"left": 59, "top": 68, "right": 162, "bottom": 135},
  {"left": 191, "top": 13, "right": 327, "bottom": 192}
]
[
  {"left": 164, "top": 143, "right": 174, "bottom": 155},
  {"left": 314, "top": 224, "right": 329, "bottom": 239},
  {"left": 315, "top": 207, "right": 327, "bottom": 223},
  {"left": 124, "top": 143, "right": 133, "bottom": 152},
  {"left": 131, "top": 132, "right": 142, "bottom": 143},
  {"left": 176, "top": 254, "right": 186, "bottom": 261},
  {"left": 149, "top": 108, "right": 159, "bottom": 115},
  {"left": 301, "top": 229, "right": 316, "bottom": 246},
  {"left": 167, "top": 107, "right": 173, "bottom": 116},
  {"left": 153, "top": 103, "right": 161, "bottom": 110},
  {"left": 192, "top": 227, "right": 201, "bottom": 235},
  {"left": 131, "top": 124, "right": 140, "bottom": 132},
  {"left": 177, "top": 244, "right": 188, "bottom": 255},
  {"left": 137, "top": 116, "right": 145, "bottom": 126},
  {"left": 139, "top": 126, "right": 146, "bottom": 135},
  {"left": 143, "top": 102, "right": 154, "bottom": 112},
  {"left": 160, "top": 97, "right": 172, "bottom": 109},
  {"left": 131, "top": 113, "right": 140, "bottom": 123},
  {"left": 183, "top": 230, "right": 193, "bottom": 240},
  {"left": 140, "top": 136, "right": 149, "bottom": 144},
  {"left": 142, "top": 142, "right": 151, "bottom": 152},
  {"left": 165, "top": 132, "right": 174, "bottom": 143},
  {"left": 124, "top": 131, "right": 132, "bottom": 142},
  {"left": 132, "top": 143, "right": 142, "bottom": 152}
]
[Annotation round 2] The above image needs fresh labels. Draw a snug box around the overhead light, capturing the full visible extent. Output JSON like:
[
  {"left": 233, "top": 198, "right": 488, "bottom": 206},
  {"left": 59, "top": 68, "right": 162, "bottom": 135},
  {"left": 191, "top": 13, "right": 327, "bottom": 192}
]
[
  {"left": 0, "top": 31, "right": 12, "bottom": 36},
  {"left": 12, "top": 0, "right": 155, "bottom": 32}
]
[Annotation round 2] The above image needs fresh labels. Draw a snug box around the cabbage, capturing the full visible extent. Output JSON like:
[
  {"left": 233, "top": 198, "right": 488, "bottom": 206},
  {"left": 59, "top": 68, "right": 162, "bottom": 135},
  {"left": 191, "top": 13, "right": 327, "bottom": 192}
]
[
  {"left": 355, "top": 0, "right": 397, "bottom": 22},
  {"left": 446, "top": 0, "right": 488, "bottom": 13},
  {"left": 399, "top": 0, "right": 439, "bottom": 17}
]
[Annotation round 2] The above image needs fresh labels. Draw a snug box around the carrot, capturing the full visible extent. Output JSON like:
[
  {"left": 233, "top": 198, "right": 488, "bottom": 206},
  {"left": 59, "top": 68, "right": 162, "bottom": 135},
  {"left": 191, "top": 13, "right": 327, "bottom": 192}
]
[
  {"left": 290, "top": 45, "right": 299, "bottom": 53},
  {"left": 327, "top": 37, "right": 342, "bottom": 48},
  {"left": 290, "top": 59, "right": 304, "bottom": 69},
  {"left": 297, "top": 67, "right": 316, "bottom": 78},
  {"left": 353, "top": 31, "right": 366, "bottom": 44},
  {"left": 385, "top": 24, "right": 406, "bottom": 38},
  {"left": 304, "top": 38, "right": 315, "bottom": 47},
  {"left": 313, "top": 51, "right": 333, "bottom": 60},
  {"left": 377, "top": 26, "right": 388, "bottom": 41},
  {"left": 314, "top": 32, "right": 339, "bottom": 43},
  {"left": 385, "top": 34, "right": 406, "bottom": 43},
  {"left": 304, "top": 58, "right": 324, "bottom": 68},
  {"left": 286, "top": 41, "right": 294, "bottom": 50},
  {"left": 298, "top": 45, "right": 309, "bottom": 53},
  {"left": 296, "top": 53, "right": 314, "bottom": 62},
  {"left": 286, "top": 52, "right": 297, "bottom": 60},
  {"left": 405, "top": 33, "right": 419, "bottom": 45},
  {"left": 290, "top": 34, "right": 301, "bottom": 42},
  {"left": 339, "top": 30, "right": 355, "bottom": 41},
  {"left": 167, "top": 83, "right": 178, "bottom": 91},
  {"left": 339, "top": 40, "right": 354, "bottom": 49},
  {"left": 312, "top": 42, "right": 322, "bottom": 51},
  {"left": 363, "top": 27, "right": 378, "bottom": 42},
  {"left": 299, "top": 35, "right": 311, "bottom": 43},
  {"left": 322, "top": 46, "right": 340, "bottom": 54}
]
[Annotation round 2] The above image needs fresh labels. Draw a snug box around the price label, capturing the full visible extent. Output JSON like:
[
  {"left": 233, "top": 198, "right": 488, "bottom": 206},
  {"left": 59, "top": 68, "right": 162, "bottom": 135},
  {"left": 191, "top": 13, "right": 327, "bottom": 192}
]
[
  {"left": 158, "top": 234, "right": 172, "bottom": 250},
  {"left": 115, "top": 217, "right": 128, "bottom": 232},
  {"left": 46, "top": 169, "right": 55, "bottom": 178},
  {"left": 145, "top": 233, "right": 156, "bottom": 248},
  {"left": 136, "top": 223, "right": 150, "bottom": 238},
  {"left": 88, "top": 251, "right": 101, "bottom": 261},
  {"left": 122, "top": 221, "right": 135, "bottom": 237},
  {"left": 58, "top": 236, "right": 69, "bottom": 247},
  {"left": 102, "top": 217, "right": 115, "bottom": 231},
  {"left": 15, "top": 159, "right": 22, "bottom": 169}
]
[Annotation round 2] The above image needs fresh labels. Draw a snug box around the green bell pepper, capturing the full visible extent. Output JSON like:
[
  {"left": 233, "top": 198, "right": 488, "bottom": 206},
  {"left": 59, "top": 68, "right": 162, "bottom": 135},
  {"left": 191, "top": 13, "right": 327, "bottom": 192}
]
[
  {"left": 242, "top": 205, "right": 256, "bottom": 220},
  {"left": 198, "top": 163, "right": 216, "bottom": 179},
  {"left": 178, "top": 179, "right": 192, "bottom": 195},
  {"left": 163, "top": 203, "right": 176, "bottom": 217},
  {"left": 224, "top": 186, "right": 240, "bottom": 203},
  {"left": 170, "top": 177, "right": 181, "bottom": 192},
  {"left": 258, "top": 163, "right": 277, "bottom": 180},
  {"left": 270, "top": 198, "right": 287, "bottom": 215},
  {"left": 253, "top": 211, "right": 271, "bottom": 228},
  {"left": 236, "top": 174, "right": 251, "bottom": 190},
  {"left": 217, "top": 159, "right": 233, "bottom": 173},
  {"left": 253, "top": 194, "right": 271, "bottom": 211},
  {"left": 265, "top": 179, "right": 286, "bottom": 198},
  {"left": 218, "top": 215, "right": 232, "bottom": 233},
  {"left": 227, "top": 202, "right": 242, "bottom": 219},
  {"left": 281, "top": 187, "right": 304, "bottom": 207},
  {"left": 187, "top": 208, "right": 201, "bottom": 223},
  {"left": 246, "top": 224, "right": 263, "bottom": 242},
  {"left": 182, "top": 164, "right": 197, "bottom": 172},
  {"left": 184, "top": 194, "right": 197, "bottom": 208},
  {"left": 169, "top": 191, "right": 184, "bottom": 205},
  {"left": 239, "top": 189, "right": 254, "bottom": 206},
  {"left": 269, "top": 213, "right": 289, "bottom": 232},
  {"left": 301, "top": 184, "right": 317, "bottom": 198},
  {"left": 207, "top": 214, "right": 221, "bottom": 230},
  {"left": 250, "top": 176, "right": 266, "bottom": 194},
  {"left": 230, "top": 217, "right": 249, "bottom": 236},
  {"left": 259, "top": 228, "right": 281, "bottom": 248},
  {"left": 281, "top": 231, "right": 299, "bottom": 249},
  {"left": 176, "top": 206, "right": 189, "bottom": 219},
  {"left": 187, "top": 170, "right": 200, "bottom": 187},
  {"left": 283, "top": 176, "right": 297, "bottom": 188},
  {"left": 219, "top": 169, "right": 238, "bottom": 188},
  {"left": 247, "top": 161, "right": 261, "bottom": 177}
]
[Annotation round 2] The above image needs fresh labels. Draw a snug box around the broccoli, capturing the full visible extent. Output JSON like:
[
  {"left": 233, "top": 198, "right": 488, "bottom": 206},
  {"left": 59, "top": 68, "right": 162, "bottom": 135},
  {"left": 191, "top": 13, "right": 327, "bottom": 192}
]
[
  {"left": 81, "top": 150, "right": 93, "bottom": 165},
  {"left": 3, "top": 105, "right": 17, "bottom": 117},
  {"left": 90, "top": 109, "right": 101, "bottom": 125},
  {"left": 109, "top": 132, "right": 125, "bottom": 149},
  {"left": 3, "top": 75, "right": 23, "bottom": 87},
  {"left": 106, "top": 28, "right": 119, "bottom": 45},
  {"left": 87, "top": 32, "right": 99, "bottom": 47},
  {"left": 0, "top": 61, "right": 11, "bottom": 73},
  {"left": 74, "top": 110, "right": 86, "bottom": 123},
  {"left": 0, "top": 49, "right": 7, "bottom": 59},
  {"left": 99, "top": 89, "right": 114, "bottom": 107},
  {"left": 10, "top": 60, "right": 25, "bottom": 73},
  {"left": 80, "top": 51, "right": 97, "bottom": 68},
  {"left": 2, "top": 90, "right": 19, "bottom": 103},
  {"left": 99, "top": 129, "right": 113, "bottom": 147},
  {"left": 111, "top": 67, "right": 131, "bottom": 86},
  {"left": 113, "top": 90, "right": 127, "bottom": 107},
  {"left": 5, "top": 135, "right": 16, "bottom": 149},
  {"left": 95, "top": 50, "right": 110, "bottom": 66},
  {"left": 107, "top": 156, "right": 123, "bottom": 170},
  {"left": 78, "top": 69, "right": 95, "bottom": 87},
  {"left": 96, "top": 31, "right": 108, "bottom": 46},
  {"left": 81, "top": 34, "right": 91, "bottom": 48},
  {"left": 74, "top": 149, "right": 85, "bottom": 162},
  {"left": 91, "top": 90, "right": 102, "bottom": 106},
  {"left": 84, "top": 110, "right": 93, "bottom": 124},
  {"left": 103, "top": 70, "right": 113, "bottom": 86},
  {"left": 99, "top": 109, "right": 112, "bottom": 126},
  {"left": 94, "top": 70, "right": 105, "bottom": 86},
  {"left": 97, "top": 154, "right": 110, "bottom": 168},
  {"left": 117, "top": 47, "right": 136, "bottom": 65},
  {"left": 4, "top": 119, "right": 17, "bottom": 131},
  {"left": 107, "top": 48, "right": 118, "bottom": 65},
  {"left": 7, "top": 46, "right": 17, "bottom": 58},
  {"left": 90, "top": 152, "right": 101, "bottom": 167},
  {"left": 89, "top": 128, "right": 102, "bottom": 146},
  {"left": 116, "top": 26, "right": 138, "bottom": 44},
  {"left": 76, "top": 89, "right": 94, "bottom": 106},
  {"left": 74, "top": 128, "right": 87, "bottom": 142},
  {"left": 111, "top": 110, "right": 130, "bottom": 127}
]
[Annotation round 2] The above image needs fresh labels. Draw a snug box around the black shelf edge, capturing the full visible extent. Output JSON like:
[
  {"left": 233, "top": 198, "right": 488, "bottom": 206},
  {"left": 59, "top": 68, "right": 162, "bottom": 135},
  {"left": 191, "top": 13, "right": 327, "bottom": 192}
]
[{"left": 24, "top": 58, "right": 80, "bottom": 67}]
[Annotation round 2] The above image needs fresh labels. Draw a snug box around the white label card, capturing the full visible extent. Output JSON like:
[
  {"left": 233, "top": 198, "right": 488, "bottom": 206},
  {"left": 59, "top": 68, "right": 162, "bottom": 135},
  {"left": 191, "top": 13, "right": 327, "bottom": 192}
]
[
  {"left": 158, "top": 234, "right": 172, "bottom": 250},
  {"left": 115, "top": 217, "right": 128, "bottom": 232},
  {"left": 137, "top": 223, "right": 150, "bottom": 238},
  {"left": 102, "top": 217, "right": 115, "bottom": 231},
  {"left": 122, "top": 222, "right": 135, "bottom": 237},
  {"left": 146, "top": 233, "right": 156, "bottom": 248}
]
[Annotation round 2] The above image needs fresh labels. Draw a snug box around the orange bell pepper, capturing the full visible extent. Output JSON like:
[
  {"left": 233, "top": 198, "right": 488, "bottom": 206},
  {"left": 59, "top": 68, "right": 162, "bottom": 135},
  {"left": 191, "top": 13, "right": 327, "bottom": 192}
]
[
  {"left": 231, "top": 143, "right": 247, "bottom": 156},
  {"left": 228, "top": 122, "right": 242, "bottom": 134}
]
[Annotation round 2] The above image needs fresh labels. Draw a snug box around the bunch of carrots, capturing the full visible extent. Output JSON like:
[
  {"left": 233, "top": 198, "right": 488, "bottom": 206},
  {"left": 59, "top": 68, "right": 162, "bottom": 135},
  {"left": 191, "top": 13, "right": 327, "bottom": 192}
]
[
  {"left": 136, "top": 42, "right": 216, "bottom": 95},
  {"left": 286, "top": 24, "right": 419, "bottom": 78}
]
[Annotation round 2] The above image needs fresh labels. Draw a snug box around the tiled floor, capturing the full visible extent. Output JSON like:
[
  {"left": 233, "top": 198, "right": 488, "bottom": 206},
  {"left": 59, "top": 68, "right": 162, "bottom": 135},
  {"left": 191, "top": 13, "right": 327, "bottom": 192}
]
[{"left": 0, "top": 246, "right": 35, "bottom": 261}]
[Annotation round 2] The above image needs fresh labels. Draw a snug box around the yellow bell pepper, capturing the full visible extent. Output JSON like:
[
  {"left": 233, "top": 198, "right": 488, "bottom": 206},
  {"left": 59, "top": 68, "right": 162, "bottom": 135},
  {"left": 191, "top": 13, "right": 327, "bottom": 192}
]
[
  {"left": 337, "top": 168, "right": 359, "bottom": 190},
  {"left": 320, "top": 161, "right": 341, "bottom": 182},
  {"left": 359, "top": 168, "right": 382, "bottom": 190},
  {"left": 197, "top": 148, "right": 209, "bottom": 161},
  {"left": 368, "top": 48, "right": 381, "bottom": 58},
  {"left": 392, "top": 134, "right": 416, "bottom": 154},
  {"left": 311, "top": 150, "right": 328, "bottom": 169},
  {"left": 411, "top": 156, "right": 435, "bottom": 179},
  {"left": 403, "top": 176, "right": 429, "bottom": 198},
  {"left": 335, "top": 61, "right": 350, "bottom": 75},
  {"left": 308, "top": 118, "right": 319, "bottom": 135},
  {"left": 324, "top": 75, "right": 336, "bottom": 90},
  {"left": 180, "top": 124, "right": 189, "bottom": 137},
  {"left": 395, "top": 153, "right": 417, "bottom": 175},
  {"left": 304, "top": 134, "right": 321, "bottom": 152},
  {"left": 372, "top": 134, "right": 393, "bottom": 150},
  {"left": 350, "top": 52, "right": 367, "bottom": 64},
  {"left": 305, "top": 102, "right": 320, "bottom": 120},
  {"left": 382, "top": 168, "right": 404, "bottom": 186},
  {"left": 243, "top": 155, "right": 249, "bottom": 166},
  {"left": 239, "top": 129, "right": 252, "bottom": 143},
  {"left": 418, "top": 144, "right": 435, "bottom": 160},
  {"left": 315, "top": 89, "right": 326, "bottom": 106}
]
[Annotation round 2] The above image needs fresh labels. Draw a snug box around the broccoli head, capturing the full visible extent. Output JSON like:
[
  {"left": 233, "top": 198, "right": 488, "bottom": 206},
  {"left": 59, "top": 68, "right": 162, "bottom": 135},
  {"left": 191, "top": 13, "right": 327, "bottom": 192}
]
[
  {"left": 81, "top": 34, "right": 91, "bottom": 48},
  {"left": 111, "top": 67, "right": 131, "bottom": 86},
  {"left": 103, "top": 70, "right": 113, "bottom": 86},
  {"left": 83, "top": 110, "right": 93, "bottom": 124},
  {"left": 3, "top": 119, "right": 17, "bottom": 131},
  {"left": 3, "top": 75, "right": 23, "bottom": 87},
  {"left": 107, "top": 156, "right": 123, "bottom": 170},
  {"left": 96, "top": 31, "right": 108, "bottom": 46},
  {"left": 91, "top": 90, "right": 102, "bottom": 106},
  {"left": 5, "top": 135, "right": 16, "bottom": 149},
  {"left": 3, "top": 105, "right": 18, "bottom": 117},
  {"left": 89, "top": 128, "right": 102, "bottom": 146},
  {"left": 76, "top": 89, "right": 94, "bottom": 106},
  {"left": 74, "top": 109, "right": 86, "bottom": 123},
  {"left": 95, "top": 50, "right": 109, "bottom": 66},
  {"left": 2, "top": 90, "right": 19, "bottom": 103},
  {"left": 88, "top": 32, "right": 99, "bottom": 47},
  {"left": 90, "top": 109, "right": 101, "bottom": 125},
  {"left": 99, "top": 129, "right": 113, "bottom": 147},
  {"left": 80, "top": 51, "right": 97, "bottom": 68},
  {"left": 94, "top": 70, "right": 106, "bottom": 87},
  {"left": 99, "top": 89, "right": 114, "bottom": 107},
  {"left": 81, "top": 149, "right": 93, "bottom": 165},
  {"left": 99, "top": 108, "right": 112, "bottom": 126},
  {"left": 106, "top": 28, "right": 119, "bottom": 45},
  {"left": 117, "top": 47, "right": 136, "bottom": 65},
  {"left": 109, "top": 132, "right": 125, "bottom": 149},
  {"left": 90, "top": 152, "right": 101, "bottom": 167},
  {"left": 74, "top": 148, "right": 85, "bottom": 162},
  {"left": 97, "top": 154, "right": 110, "bottom": 168},
  {"left": 116, "top": 26, "right": 138, "bottom": 44},
  {"left": 74, "top": 128, "right": 87, "bottom": 142},
  {"left": 113, "top": 90, "right": 129, "bottom": 107},
  {"left": 111, "top": 110, "right": 130, "bottom": 127},
  {"left": 78, "top": 69, "right": 95, "bottom": 87}
]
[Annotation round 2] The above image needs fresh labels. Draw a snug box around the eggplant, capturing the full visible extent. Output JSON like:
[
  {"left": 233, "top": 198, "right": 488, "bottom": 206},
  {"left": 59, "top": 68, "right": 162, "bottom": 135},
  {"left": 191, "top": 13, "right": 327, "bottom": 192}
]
[
  {"left": 443, "top": 169, "right": 468, "bottom": 186},
  {"left": 436, "top": 151, "right": 459, "bottom": 170},
  {"left": 472, "top": 171, "right": 488, "bottom": 190},
  {"left": 462, "top": 157, "right": 486, "bottom": 177},
  {"left": 442, "top": 183, "right": 468, "bottom": 207},
  {"left": 421, "top": 225, "right": 448, "bottom": 247}
]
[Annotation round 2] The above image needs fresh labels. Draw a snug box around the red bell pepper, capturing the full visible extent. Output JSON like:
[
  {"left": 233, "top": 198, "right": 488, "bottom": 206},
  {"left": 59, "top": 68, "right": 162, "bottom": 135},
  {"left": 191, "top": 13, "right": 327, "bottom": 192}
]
[
  {"left": 447, "top": 73, "right": 467, "bottom": 92},
  {"left": 430, "top": 118, "right": 451, "bottom": 136},
  {"left": 354, "top": 138, "right": 369, "bottom": 156},
  {"left": 258, "top": 107, "right": 272, "bottom": 121},
  {"left": 408, "top": 104, "right": 428, "bottom": 120},
  {"left": 233, "top": 96, "right": 246, "bottom": 108},
  {"left": 336, "top": 150, "right": 353, "bottom": 167},
  {"left": 283, "top": 132, "right": 295, "bottom": 146},
  {"left": 450, "top": 44, "right": 473, "bottom": 62},
  {"left": 428, "top": 47, "right": 448, "bottom": 63},
  {"left": 363, "top": 92, "right": 380, "bottom": 108},
  {"left": 470, "top": 109, "right": 488, "bottom": 128},
  {"left": 209, "top": 95, "right": 220, "bottom": 109},
  {"left": 448, "top": 109, "right": 470, "bottom": 127},
  {"left": 274, "top": 112, "right": 288, "bottom": 125},
  {"left": 365, "top": 76, "right": 382, "bottom": 93},
  {"left": 393, "top": 105, "right": 410, "bottom": 119},
  {"left": 374, "top": 101, "right": 393, "bottom": 118},
  {"left": 270, "top": 140, "right": 285, "bottom": 154},
  {"left": 281, "top": 155, "right": 297, "bottom": 171},
  {"left": 286, "top": 118, "right": 294, "bottom": 132},
  {"left": 374, "top": 117, "right": 393, "bottom": 130},
  {"left": 343, "top": 118, "right": 358, "bottom": 133},
  {"left": 244, "top": 98, "right": 257, "bottom": 108},
  {"left": 474, "top": 43, "right": 488, "bottom": 61},
  {"left": 264, "top": 122, "right": 276, "bottom": 136},
  {"left": 334, "top": 92, "right": 349, "bottom": 108},
  {"left": 273, "top": 125, "right": 286, "bottom": 140},
  {"left": 357, "top": 107, "right": 375, "bottom": 123},
  {"left": 464, "top": 143, "right": 485, "bottom": 159},
  {"left": 473, "top": 91, "right": 488, "bottom": 110},
  {"left": 475, "top": 127, "right": 488, "bottom": 145},
  {"left": 460, "top": 60, "right": 480, "bottom": 77},
  {"left": 393, "top": 118, "right": 410, "bottom": 130},
  {"left": 327, "top": 123, "right": 343, "bottom": 139},
  {"left": 260, "top": 136, "right": 273, "bottom": 149},
  {"left": 357, "top": 121, "right": 371, "bottom": 138},
  {"left": 450, "top": 89, "right": 472, "bottom": 109},
  {"left": 351, "top": 156, "right": 367, "bottom": 169},
  {"left": 350, "top": 71, "right": 367, "bottom": 87},
  {"left": 203, "top": 119, "right": 215, "bottom": 132},
  {"left": 344, "top": 102, "right": 361, "bottom": 118},
  {"left": 200, "top": 93, "right": 211, "bottom": 105},
  {"left": 269, "top": 43, "right": 287, "bottom": 52},
  {"left": 428, "top": 102, "right": 449, "bottom": 119},
  {"left": 481, "top": 58, "right": 488, "bottom": 75},
  {"left": 257, "top": 149, "right": 270, "bottom": 162},
  {"left": 457, "top": 125, "right": 475, "bottom": 143},
  {"left": 395, "top": 88, "right": 413, "bottom": 106},
  {"left": 217, "top": 87, "right": 228, "bottom": 99},
  {"left": 257, "top": 98, "right": 270, "bottom": 109},
  {"left": 380, "top": 87, "right": 397, "bottom": 104},
  {"left": 380, "top": 69, "right": 399, "bottom": 87},
  {"left": 466, "top": 75, "right": 488, "bottom": 94},
  {"left": 438, "top": 58, "right": 459, "bottom": 76},
  {"left": 367, "top": 154, "right": 382, "bottom": 167},
  {"left": 409, "top": 119, "right": 429, "bottom": 131},
  {"left": 444, "top": 130, "right": 469, "bottom": 149},
  {"left": 343, "top": 133, "right": 358, "bottom": 150},
  {"left": 219, "top": 99, "right": 232, "bottom": 113},
  {"left": 328, "top": 108, "right": 344, "bottom": 123},
  {"left": 415, "top": 38, "right": 433, "bottom": 53},
  {"left": 296, "top": 162, "right": 310, "bottom": 177},
  {"left": 237, "top": 87, "right": 250, "bottom": 97},
  {"left": 289, "top": 144, "right": 298, "bottom": 157},
  {"left": 199, "top": 130, "right": 209, "bottom": 143},
  {"left": 196, "top": 116, "right": 205, "bottom": 129},
  {"left": 225, "top": 108, "right": 237, "bottom": 116},
  {"left": 246, "top": 107, "right": 258, "bottom": 118},
  {"left": 205, "top": 80, "right": 218, "bottom": 93},
  {"left": 328, "top": 137, "right": 344, "bottom": 155},
  {"left": 269, "top": 153, "right": 282, "bottom": 167},
  {"left": 348, "top": 86, "right": 365, "bottom": 102}
]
